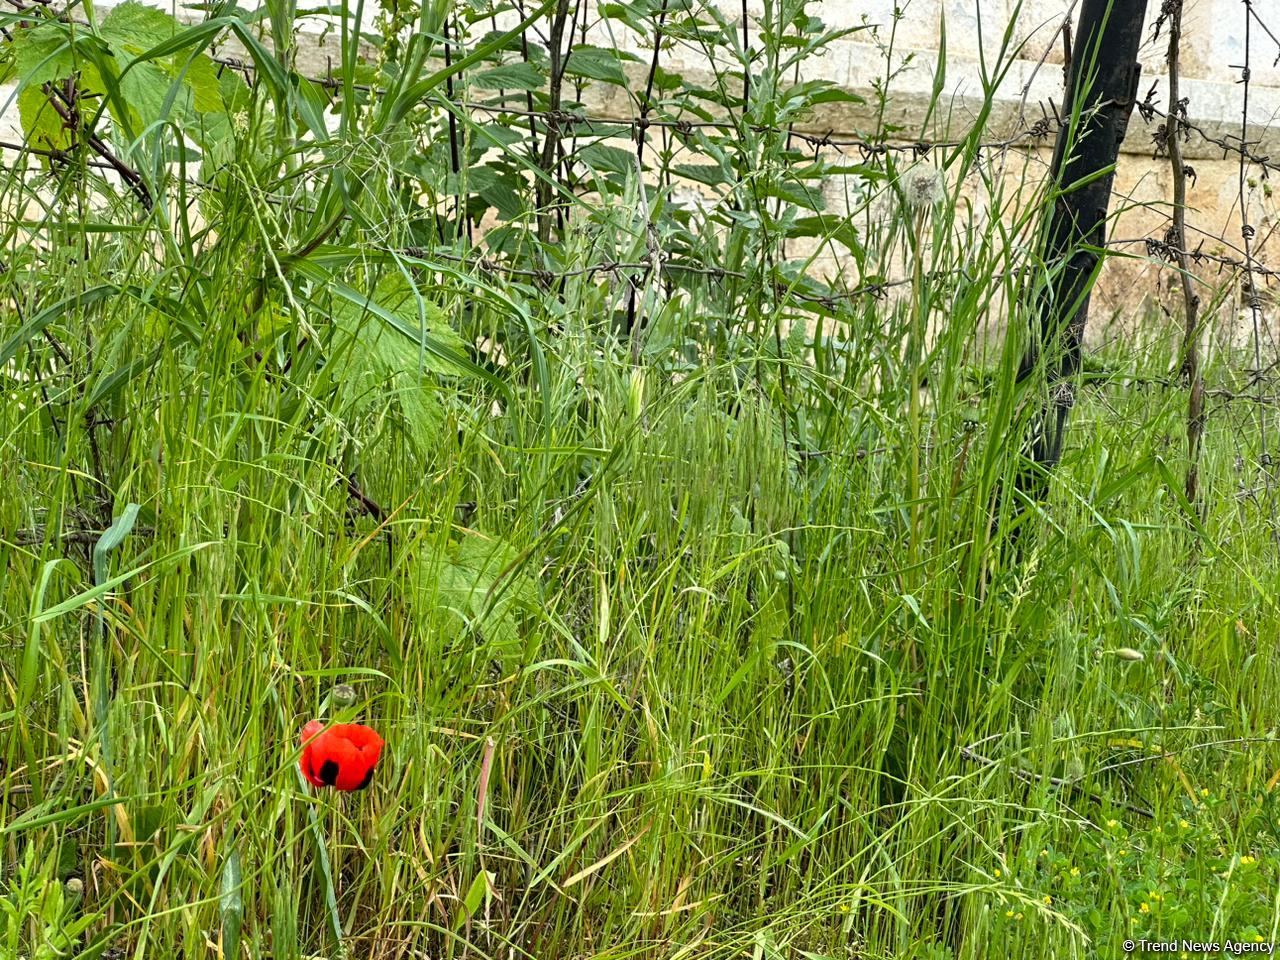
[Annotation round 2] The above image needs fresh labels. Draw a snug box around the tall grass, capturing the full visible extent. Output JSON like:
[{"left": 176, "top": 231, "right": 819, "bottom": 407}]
[{"left": 3, "top": 1, "right": 1280, "bottom": 957}]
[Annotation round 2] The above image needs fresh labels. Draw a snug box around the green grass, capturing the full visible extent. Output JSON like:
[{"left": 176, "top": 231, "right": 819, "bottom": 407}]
[{"left": 4, "top": 0, "right": 1280, "bottom": 957}]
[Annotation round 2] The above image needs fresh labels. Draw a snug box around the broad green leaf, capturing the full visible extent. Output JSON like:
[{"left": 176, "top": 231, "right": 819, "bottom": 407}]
[
  {"left": 577, "top": 142, "right": 638, "bottom": 177},
  {"left": 100, "top": 1, "right": 186, "bottom": 50},
  {"left": 453, "top": 870, "right": 494, "bottom": 931},
  {"left": 786, "top": 215, "right": 865, "bottom": 265},
  {"left": 409, "top": 532, "right": 536, "bottom": 670},
  {"left": 804, "top": 87, "right": 866, "bottom": 106},
  {"left": 14, "top": 22, "right": 78, "bottom": 87},
  {"left": 563, "top": 44, "right": 638, "bottom": 85},
  {"left": 458, "top": 165, "right": 524, "bottom": 221},
  {"left": 673, "top": 163, "right": 730, "bottom": 187},
  {"left": 116, "top": 59, "right": 189, "bottom": 132},
  {"left": 767, "top": 179, "right": 826, "bottom": 211},
  {"left": 101, "top": 2, "right": 225, "bottom": 116},
  {"left": 471, "top": 61, "right": 546, "bottom": 92},
  {"left": 11, "top": 25, "right": 111, "bottom": 150},
  {"left": 18, "top": 84, "right": 73, "bottom": 153},
  {"left": 328, "top": 276, "right": 470, "bottom": 456},
  {"left": 92, "top": 503, "right": 141, "bottom": 587},
  {"left": 292, "top": 260, "right": 501, "bottom": 390}
]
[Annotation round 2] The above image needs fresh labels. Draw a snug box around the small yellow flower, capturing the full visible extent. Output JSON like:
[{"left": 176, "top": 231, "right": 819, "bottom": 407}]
[
  {"left": 1042, "top": 895, "right": 1052, "bottom": 905},
  {"left": 1015, "top": 912, "right": 1024, "bottom": 921},
  {"left": 1256, "top": 935, "right": 1265, "bottom": 943},
  {"left": 1106, "top": 819, "right": 1119, "bottom": 829},
  {"left": 838, "top": 903, "right": 851, "bottom": 914},
  {"left": 1241, "top": 855, "right": 1256, "bottom": 865},
  {"left": 994, "top": 868, "right": 1001, "bottom": 878},
  {"left": 1201, "top": 788, "right": 1210, "bottom": 798},
  {"left": 1005, "top": 909, "right": 1015, "bottom": 919},
  {"left": 1140, "top": 902, "right": 1150, "bottom": 914},
  {"left": 1179, "top": 819, "right": 1190, "bottom": 829},
  {"left": 1118, "top": 849, "right": 1128, "bottom": 857},
  {"left": 1040, "top": 849, "right": 1049, "bottom": 858},
  {"left": 1070, "top": 867, "right": 1080, "bottom": 877}
]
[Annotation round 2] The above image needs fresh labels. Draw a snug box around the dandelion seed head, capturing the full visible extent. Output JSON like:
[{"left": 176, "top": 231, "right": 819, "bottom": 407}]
[{"left": 900, "top": 164, "right": 945, "bottom": 210}]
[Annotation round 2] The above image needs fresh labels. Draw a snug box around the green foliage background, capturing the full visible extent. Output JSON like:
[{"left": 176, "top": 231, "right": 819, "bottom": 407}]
[{"left": 2, "top": 0, "right": 1280, "bottom": 957}]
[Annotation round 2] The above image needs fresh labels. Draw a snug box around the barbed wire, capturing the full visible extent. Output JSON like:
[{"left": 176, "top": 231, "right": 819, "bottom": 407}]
[
  {"left": 416, "top": 247, "right": 994, "bottom": 308},
  {"left": 1139, "top": 233, "right": 1280, "bottom": 283},
  {"left": 196, "top": 51, "right": 1062, "bottom": 159}
]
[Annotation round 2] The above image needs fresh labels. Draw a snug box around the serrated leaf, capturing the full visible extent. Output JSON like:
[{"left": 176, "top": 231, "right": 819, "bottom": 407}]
[
  {"left": 18, "top": 84, "right": 73, "bottom": 153},
  {"left": 14, "top": 23, "right": 79, "bottom": 88},
  {"left": 786, "top": 215, "right": 864, "bottom": 264},
  {"left": 768, "top": 179, "right": 825, "bottom": 211},
  {"left": 367, "top": 275, "right": 471, "bottom": 376},
  {"left": 649, "top": 65, "right": 683, "bottom": 92},
  {"left": 563, "top": 44, "right": 638, "bottom": 85},
  {"left": 328, "top": 276, "right": 472, "bottom": 456},
  {"left": 803, "top": 87, "right": 865, "bottom": 106},
  {"left": 673, "top": 163, "right": 730, "bottom": 187},
  {"left": 577, "top": 142, "right": 637, "bottom": 176},
  {"left": 116, "top": 59, "right": 184, "bottom": 132},
  {"left": 471, "top": 61, "right": 546, "bottom": 92},
  {"left": 462, "top": 166, "right": 524, "bottom": 221},
  {"left": 474, "top": 122, "right": 524, "bottom": 149},
  {"left": 410, "top": 532, "right": 535, "bottom": 669},
  {"left": 101, "top": 1, "right": 224, "bottom": 116},
  {"left": 101, "top": 1, "right": 185, "bottom": 50}
]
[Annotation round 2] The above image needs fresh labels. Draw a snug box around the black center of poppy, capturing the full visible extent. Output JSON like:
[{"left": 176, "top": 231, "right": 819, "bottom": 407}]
[
  {"left": 318, "top": 759, "right": 340, "bottom": 785},
  {"left": 356, "top": 766, "right": 375, "bottom": 790}
]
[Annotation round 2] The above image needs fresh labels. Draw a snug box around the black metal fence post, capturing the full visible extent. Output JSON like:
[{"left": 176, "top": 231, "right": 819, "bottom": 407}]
[{"left": 1014, "top": 0, "right": 1150, "bottom": 502}]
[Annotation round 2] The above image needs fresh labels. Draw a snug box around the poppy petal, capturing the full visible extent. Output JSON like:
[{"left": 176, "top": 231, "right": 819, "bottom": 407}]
[
  {"left": 299, "top": 720, "right": 328, "bottom": 786},
  {"left": 297, "top": 721, "right": 383, "bottom": 791}
]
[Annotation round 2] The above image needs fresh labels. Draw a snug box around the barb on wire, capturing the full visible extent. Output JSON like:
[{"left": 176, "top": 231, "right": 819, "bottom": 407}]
[
  {"left": 1140, "top": 234, "right": 1280, "bottom": 283},
  {"left": 1138, "top": 90, "right": 1280, "bottom": 179}
]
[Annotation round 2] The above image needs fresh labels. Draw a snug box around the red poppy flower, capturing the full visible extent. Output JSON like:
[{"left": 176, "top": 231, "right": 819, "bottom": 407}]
[{"left": 299, "top": 721, "right": 384, "bottom": 791}]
